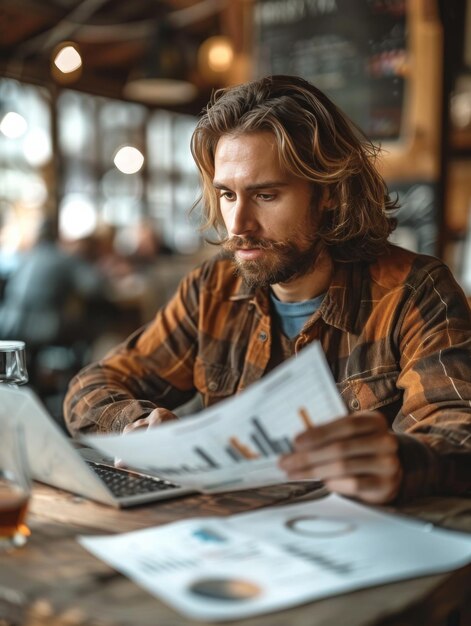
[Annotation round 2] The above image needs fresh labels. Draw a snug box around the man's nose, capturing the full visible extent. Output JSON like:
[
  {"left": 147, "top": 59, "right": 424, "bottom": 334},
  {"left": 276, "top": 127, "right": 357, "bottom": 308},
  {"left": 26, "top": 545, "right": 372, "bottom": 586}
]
[{"left": 229, "top": 198, "right": 257, "bottom": 237}]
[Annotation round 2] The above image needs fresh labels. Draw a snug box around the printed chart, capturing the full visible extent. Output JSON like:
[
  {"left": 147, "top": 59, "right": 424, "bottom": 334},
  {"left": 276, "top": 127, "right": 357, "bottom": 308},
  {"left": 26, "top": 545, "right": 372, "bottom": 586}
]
[
  {"left": 80, "top": 493, "right": 471, "bottom": 622},
  {"left": 84, "top": 342, "right": 345, "bottom": 491},
  {"left": 157, "top": 410, "right": 310, "bottom": 477}
]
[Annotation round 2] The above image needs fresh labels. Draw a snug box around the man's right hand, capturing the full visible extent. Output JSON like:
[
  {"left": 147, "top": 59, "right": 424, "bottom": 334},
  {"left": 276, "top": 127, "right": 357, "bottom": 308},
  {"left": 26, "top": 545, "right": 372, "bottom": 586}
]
[{"left": 115, "top": 408, "right": 178, "bottom": 468}]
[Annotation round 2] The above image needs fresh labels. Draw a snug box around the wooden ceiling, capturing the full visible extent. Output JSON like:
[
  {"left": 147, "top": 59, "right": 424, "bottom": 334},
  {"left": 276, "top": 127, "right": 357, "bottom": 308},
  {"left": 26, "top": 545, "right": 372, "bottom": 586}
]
[{"left": 0, "top": 0, "right": 242, "bottom": 114}]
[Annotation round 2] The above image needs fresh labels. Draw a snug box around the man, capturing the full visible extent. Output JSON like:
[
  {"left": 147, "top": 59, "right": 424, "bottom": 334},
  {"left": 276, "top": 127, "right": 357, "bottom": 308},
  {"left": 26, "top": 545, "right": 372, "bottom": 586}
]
[{"left": 64, "top": 75, "right": 471, "bottom": 505}]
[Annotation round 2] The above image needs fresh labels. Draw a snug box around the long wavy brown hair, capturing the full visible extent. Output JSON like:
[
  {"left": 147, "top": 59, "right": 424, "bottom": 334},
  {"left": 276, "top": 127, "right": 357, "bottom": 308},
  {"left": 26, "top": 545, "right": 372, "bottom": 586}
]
[{"left": 191, "top": 75, "right": 397, "bottom": 262}]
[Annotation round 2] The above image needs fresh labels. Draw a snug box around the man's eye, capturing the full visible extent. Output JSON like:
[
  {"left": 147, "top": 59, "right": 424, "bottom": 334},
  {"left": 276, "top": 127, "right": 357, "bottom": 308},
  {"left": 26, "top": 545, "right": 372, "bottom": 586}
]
[
  {"left": 257, "top": 193, "right": 275, "bottom": 201},
  {"left": 220, "top": 191, "right": 235, "bottom": 201}
]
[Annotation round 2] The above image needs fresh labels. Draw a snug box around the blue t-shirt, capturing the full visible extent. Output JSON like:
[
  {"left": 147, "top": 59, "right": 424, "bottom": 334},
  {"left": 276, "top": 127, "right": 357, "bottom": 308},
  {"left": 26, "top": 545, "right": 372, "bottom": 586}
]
[{"left": 270, "top": 292, "right": 325, "bottom": 339}]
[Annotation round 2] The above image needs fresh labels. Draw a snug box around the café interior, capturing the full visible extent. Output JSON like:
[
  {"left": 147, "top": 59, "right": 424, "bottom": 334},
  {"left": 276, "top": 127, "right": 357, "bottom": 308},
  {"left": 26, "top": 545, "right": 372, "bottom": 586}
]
[
  {"left": 0, "top": 1, "right": 470, "bottom": 418},
  {"left": 1, "top": 2, "right": 471, "bottom": 626}
]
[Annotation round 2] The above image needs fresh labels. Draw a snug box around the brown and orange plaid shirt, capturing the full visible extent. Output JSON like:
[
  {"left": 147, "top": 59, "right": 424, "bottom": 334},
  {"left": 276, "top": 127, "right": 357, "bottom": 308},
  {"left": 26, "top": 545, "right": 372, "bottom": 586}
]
[{"left": 64, "top": 244, "right": 471, "bottom": 501}]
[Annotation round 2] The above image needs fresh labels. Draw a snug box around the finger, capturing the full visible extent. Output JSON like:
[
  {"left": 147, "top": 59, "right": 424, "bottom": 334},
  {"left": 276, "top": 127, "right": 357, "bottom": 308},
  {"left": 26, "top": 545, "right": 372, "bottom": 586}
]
[
  {"left": 294, "top": 412, "right": 388, "bottom": 450},
  {"left": 147, "top": 408, "right": 178, "bottom": 426},
  {"left": 281, "top": 432, "right": 398, "bottom": 473},
  {"left": 122, "top": 419, "right": 148, "bottom": 434},
  {"left": 284, "top": 452, "right": 401, "bottom": 482},
  {"left": 323, "top": 474, "right": 402, "bottom": 504},
  {"left": 122, "top": 409, "right": 177, "bottom": 434},
  {"left": 114, "top": 457, "right": 127, "bottom": 468}
]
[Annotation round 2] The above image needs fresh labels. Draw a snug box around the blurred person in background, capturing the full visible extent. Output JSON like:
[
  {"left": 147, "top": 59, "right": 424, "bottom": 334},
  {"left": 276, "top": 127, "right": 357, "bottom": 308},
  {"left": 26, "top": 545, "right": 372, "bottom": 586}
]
[
  {"left": 113, "top": 219, "right": 173, "bottom": 269},
  {"left": 98, "top": 219, "right": 174, "bottom": 327},
  {"left": 0, "top": 217, "right": 110, "bottom": 419},
  {"left": 105, "top": 219, "right": 174, "bottom": 287}
]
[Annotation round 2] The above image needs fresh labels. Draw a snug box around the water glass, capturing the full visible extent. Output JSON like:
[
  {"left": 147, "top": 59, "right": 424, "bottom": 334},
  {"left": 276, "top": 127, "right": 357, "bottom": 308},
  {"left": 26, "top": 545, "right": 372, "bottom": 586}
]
[
  {"left": 0, "top": 340, "right": 29, "bottom": 385},
  {"left": 0, "top": 415, "right": 31, "bottom": 550}
]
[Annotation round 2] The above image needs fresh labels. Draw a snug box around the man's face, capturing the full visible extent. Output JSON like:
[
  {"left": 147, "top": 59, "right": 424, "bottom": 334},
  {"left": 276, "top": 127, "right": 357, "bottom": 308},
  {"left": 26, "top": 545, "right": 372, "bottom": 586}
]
[{"left": 213, "top": 131, "right": 322, "bottom": 288}]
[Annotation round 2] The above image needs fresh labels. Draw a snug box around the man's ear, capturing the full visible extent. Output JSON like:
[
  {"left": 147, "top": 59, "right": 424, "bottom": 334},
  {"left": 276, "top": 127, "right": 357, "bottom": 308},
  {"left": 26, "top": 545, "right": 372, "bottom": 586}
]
[
  {"left": 320, "top": 187, "right": 334, "bottom": 209},
  {"left": 312, "top": 187, "right": 334, "bottom": 218}
]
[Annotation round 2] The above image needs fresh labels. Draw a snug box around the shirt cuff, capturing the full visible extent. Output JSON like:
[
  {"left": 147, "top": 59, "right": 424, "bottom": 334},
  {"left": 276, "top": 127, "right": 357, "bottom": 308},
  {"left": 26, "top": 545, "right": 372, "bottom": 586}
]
[
  {"left": 395, "top": 433, "right": 442, "bottom": 502},
  {"left": 93, "top": 400, "right": 158, "bottom": 434}
]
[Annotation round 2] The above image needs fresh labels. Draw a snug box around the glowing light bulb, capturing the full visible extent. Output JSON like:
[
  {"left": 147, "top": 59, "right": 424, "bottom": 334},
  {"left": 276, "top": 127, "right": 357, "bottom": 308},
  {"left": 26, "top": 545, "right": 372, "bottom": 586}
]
[
  {"left": 54, "top": 45, "right": 82, "bottom": 73},
  {"left": 0, "top": 112, "right": 28, "bottom": 138},
  {"left": 59, "top": 196, "right": 97, "bottom": 240},
  {"left": 114, "top": 146, "right": 144, "bottom": 174},
  {"left": 207, "top": 38, "right": 234, "bottom": 72},
  {"left": 22, "top": 128, "right": 52, "bottom": 166},
  {"left": 198, "top": 36, "right": 234, "bottom": 76}
]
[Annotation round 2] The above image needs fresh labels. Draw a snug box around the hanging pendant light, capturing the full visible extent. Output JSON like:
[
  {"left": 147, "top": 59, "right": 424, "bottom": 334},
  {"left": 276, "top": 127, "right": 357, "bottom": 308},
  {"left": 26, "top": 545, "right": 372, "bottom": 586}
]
[
  {"left": 124, "top": 22, "right": 197, "bottom": 106},
  {"left": 51, "top": 41, "right": 83, "bottom": 84}
]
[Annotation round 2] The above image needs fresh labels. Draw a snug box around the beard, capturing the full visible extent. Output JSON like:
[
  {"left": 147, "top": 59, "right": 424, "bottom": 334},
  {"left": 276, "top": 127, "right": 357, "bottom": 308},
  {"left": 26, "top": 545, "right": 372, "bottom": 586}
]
[{"left": 222, "top": 234, "right": 323, "bottom": 288}]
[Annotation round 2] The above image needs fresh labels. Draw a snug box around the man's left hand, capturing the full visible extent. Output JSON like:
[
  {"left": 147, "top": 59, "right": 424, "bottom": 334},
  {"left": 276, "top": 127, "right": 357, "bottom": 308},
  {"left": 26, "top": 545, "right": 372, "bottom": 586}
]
[{"left": 279, "top": 411, "right": 403, "bottom": 504}]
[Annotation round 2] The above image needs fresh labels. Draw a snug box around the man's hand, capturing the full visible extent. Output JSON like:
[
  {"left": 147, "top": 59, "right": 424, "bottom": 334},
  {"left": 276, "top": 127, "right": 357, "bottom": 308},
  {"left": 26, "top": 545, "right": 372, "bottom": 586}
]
[
  {"left": 279, "top": 411, "right": 403, "bottom": 504},
  {"left": 122, "top": 408, "right": 178, "bottom": 434},
  {"left": 115, "top": 408, "right": 178, "bottom": 468}
]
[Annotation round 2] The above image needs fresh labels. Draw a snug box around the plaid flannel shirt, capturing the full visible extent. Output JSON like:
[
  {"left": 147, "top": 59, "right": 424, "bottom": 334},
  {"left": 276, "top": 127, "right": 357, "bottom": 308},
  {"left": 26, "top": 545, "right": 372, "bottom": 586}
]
[{"left": 64, "top": 244, "right": 471, "bottom": 501}]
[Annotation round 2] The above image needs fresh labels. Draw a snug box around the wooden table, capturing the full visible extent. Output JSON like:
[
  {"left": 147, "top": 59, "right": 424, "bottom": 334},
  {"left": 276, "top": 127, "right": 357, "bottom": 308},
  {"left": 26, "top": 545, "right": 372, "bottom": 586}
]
[{"left": 1, "top": 482, "right": 471, "bottom": 626}]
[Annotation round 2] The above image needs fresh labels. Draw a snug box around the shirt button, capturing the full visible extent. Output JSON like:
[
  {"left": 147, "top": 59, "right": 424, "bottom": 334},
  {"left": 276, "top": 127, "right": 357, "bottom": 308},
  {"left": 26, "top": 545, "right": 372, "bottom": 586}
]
[
  {"left": 208, "top": 381, "right": 218, "bottom": 392},
  {"left": 350, "top": 399, "right": 360, "bottom": 411},
  {"left": 259, "top": 331, "right": 268, "bottom": 342}
]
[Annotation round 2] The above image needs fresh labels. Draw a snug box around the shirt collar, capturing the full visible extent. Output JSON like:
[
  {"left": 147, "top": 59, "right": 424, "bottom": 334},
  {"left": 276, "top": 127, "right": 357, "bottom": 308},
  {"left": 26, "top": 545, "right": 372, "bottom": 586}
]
[
  {"left": 228, "top": 280, "right": 271, "bottom": 316},
  {"left": 228, "top": 260, "right": 366, "bottom": 333},
  {"left": 319, "top": 261, "right": 365, "bottom": 334}
]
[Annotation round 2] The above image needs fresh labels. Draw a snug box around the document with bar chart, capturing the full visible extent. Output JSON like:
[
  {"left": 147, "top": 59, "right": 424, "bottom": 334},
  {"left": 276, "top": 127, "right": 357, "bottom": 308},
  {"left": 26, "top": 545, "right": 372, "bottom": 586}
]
[{"left": 83, "top": 342, "right": 346, "bottom": 492}]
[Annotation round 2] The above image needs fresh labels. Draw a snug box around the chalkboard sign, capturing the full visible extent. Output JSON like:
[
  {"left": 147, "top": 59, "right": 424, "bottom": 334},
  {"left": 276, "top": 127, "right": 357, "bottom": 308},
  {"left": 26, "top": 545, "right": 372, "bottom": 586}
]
[{"left": 254, "top": 0, "right": 407, "bottom": 140}]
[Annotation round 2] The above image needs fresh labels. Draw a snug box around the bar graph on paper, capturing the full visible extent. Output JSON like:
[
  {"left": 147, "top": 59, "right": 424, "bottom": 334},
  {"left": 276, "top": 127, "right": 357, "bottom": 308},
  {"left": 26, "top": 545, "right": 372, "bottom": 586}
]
[
  {"left": 156, "top": 409, "right": 314, "bottom": 476},
  {"left": 145, "top": 407, "right": 314, "bottom": 477},
  {"left": 85, "top": 342, "right": 347, "bottom": 490}
]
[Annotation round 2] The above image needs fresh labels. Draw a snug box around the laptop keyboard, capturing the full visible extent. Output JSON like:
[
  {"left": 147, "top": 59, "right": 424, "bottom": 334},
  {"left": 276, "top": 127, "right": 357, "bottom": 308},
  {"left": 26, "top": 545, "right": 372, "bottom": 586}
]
[{"left": 87, "top": 461, "right": 180, "bottom": 498}]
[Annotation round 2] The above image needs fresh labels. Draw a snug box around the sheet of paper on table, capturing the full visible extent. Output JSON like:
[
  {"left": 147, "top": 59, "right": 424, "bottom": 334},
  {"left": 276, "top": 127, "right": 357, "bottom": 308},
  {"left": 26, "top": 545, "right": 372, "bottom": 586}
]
[
  {"left": 83, "top": 341, "right": 346, "bottom": 492},
  {"left": 79, "top": 492, "right": 471, "bottom": 621}
]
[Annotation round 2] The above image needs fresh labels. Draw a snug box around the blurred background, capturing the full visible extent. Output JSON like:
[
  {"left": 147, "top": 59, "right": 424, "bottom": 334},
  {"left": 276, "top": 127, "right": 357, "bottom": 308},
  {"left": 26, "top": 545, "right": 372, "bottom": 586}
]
[{"left": 0, "top": 0, "right": 470, "bottom": 424}]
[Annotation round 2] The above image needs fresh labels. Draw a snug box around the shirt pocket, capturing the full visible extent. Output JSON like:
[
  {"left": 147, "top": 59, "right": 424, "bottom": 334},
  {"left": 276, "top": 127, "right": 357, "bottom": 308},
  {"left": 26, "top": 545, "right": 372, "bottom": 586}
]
[
  {"left": 346, "top": 370, "right": 402, "bottom": 413},
  {"left": 194, "top": 357, "right": 240, "bottom": 406}
]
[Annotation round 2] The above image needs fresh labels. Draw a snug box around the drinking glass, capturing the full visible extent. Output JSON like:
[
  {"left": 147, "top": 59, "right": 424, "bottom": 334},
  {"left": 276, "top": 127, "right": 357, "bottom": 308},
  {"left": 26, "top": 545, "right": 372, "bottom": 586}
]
[
  {"left": 0, "top": 340, "right": 29, "bottom": 386},
  {"left": 0, "top": 341, "right": 31, "bottom": 549},
  {"left": 0, "top": 415, "right": 31, "bottom": 550}
]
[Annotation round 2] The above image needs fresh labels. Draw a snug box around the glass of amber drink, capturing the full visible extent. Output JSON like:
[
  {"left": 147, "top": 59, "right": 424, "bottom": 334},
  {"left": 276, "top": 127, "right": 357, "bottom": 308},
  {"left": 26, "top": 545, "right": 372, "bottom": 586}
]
[{"left": 0, "top": 416, "right": 31, "bottom": 550}]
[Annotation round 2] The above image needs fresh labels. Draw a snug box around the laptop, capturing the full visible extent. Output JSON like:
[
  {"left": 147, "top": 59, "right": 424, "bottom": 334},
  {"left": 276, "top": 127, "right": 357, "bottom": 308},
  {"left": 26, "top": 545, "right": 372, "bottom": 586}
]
[{"left": 0, "top": 385, "right": 194, "bottom": 507}]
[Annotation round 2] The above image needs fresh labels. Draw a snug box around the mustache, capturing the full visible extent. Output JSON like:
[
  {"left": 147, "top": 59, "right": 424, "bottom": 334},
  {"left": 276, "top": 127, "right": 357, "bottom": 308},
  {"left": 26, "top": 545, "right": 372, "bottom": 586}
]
[{"left": 223, "top": 236, "right": 289, "bottom": 253}]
